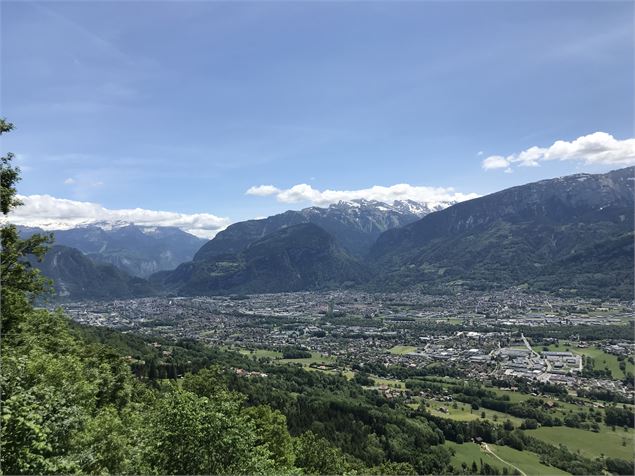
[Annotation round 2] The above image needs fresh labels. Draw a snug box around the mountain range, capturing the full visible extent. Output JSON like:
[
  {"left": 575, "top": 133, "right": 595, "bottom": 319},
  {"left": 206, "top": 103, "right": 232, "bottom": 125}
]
[
  {"left": 25, "top": 199, "right": 434, "bottom": 300},
  {"left": 370, "top": 167, "right": 634, "bottom": 298},
  {"left": 33, "top": 245, "right": 156, "bottom": 301},
  {"left": 194, "top": 198, "right": 439, "bottom": 261},
  {"left": 154, "top": 223, "right": 367, "bottom": 295},
  {"left": 19, "top": 223, "right": 205, "bottom": 278},
  {"left": 24, "top": 167, "right": 635, "bottom": 300}
]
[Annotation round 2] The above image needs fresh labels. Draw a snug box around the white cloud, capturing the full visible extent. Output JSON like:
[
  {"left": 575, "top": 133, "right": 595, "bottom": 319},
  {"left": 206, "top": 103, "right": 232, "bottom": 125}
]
[
  {"left": 5, "top": 195, "right": 230, "bottom": 239},
  {"left": 245, "top": 185, "right": 281, "bottom": 196},
  {"left": 482, "top": 155, "right": 510, "bottom": 170},
  {"left": 482, "top": 132, "right": 635, "bottom": 171},
  {"left": 246, "top": 183, "right": 479, "bottom": 208},
  {"left": 63, "top": 177, "right": 76, "bottom": 185}
]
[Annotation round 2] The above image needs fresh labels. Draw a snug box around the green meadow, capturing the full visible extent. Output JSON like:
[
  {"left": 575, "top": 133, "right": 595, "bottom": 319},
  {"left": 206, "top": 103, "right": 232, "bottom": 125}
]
[
  {"left": 446, "top": 442, "right": 569, "bottom": 475},
  {"left": 527, "top": 425, "right": 635, "bottom": 460},
  {"left": 388, "top": 345, "right": 418, "bottom": 355}
]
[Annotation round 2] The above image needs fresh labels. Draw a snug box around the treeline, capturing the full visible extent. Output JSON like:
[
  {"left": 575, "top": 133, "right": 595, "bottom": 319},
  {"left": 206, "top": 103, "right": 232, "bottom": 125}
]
[
  {"left": 520, "top": 323, "right": 635, "bottom": 342},
  {"left": 76, "top": 323, "right": 256, "bottom": 379},
  {"left": 409, "top": 378, "right": 635, "bottom": 434},
  {"left": 281, "top": 346, "right": 312, "bottom": 359},
  {"left": 354, "top": 361, "right": 463, "bottom": 380}
]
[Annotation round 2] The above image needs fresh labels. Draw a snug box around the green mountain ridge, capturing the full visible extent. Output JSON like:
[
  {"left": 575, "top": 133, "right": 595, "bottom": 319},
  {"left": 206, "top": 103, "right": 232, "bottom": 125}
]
[
  {"left": 154, "top": 223, "right": 367, "bottom": 295},
  {"left": 369, "top": 167, "right": 634, "bottom": 298}
]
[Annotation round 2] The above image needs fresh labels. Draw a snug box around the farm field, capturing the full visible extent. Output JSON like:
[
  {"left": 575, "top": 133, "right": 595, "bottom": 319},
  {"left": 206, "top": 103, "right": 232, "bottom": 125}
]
[
  {"left": 491, "top": 388, "right": 532, "bottom": 403},
  {"left": 239, "top": 348, "right": 283, "bottom": 359},
  {"left": 446, "top": 442, "right": 570, "bottom": 475},
  {"left": 427, "top": 400, "right": 523, "bottom": 426},
  {"left": 489, "top": 444, "right": 570, "bottom": 475},
  {"left": 371, "top": 376, "right": 406, "bottom": 389},
  {"left": 527, "top": 425, "right": 635, "bottom": 460},
  {"left": 388, "top": 345, "right": 418, "bottom": 355},
  {"left": 446, "top": 442, "right": 510, "bottom": 473},
  {"left": 238, "top": 348, "right": 337, "bottom": 367},
  {"left": 281, "top": 352, "right": 336, "bottom": 366}
]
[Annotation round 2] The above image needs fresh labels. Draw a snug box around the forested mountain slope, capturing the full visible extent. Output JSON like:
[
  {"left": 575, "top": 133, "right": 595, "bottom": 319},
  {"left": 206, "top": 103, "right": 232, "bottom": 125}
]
[
  {"left": 155, "top": 223, "right": 367, "bottom": 295},
  {"left": 370, "top": 167, "right": 634, "bottom": 298}
]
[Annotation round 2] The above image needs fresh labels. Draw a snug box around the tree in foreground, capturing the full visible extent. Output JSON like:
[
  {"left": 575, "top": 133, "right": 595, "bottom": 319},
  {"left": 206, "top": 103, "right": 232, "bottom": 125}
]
[
  {"left": 1, "top": 118, "right": 52, "bottom": 333},
  {"left": 0, "top": 119, "right": 320, "bottom": 475}
]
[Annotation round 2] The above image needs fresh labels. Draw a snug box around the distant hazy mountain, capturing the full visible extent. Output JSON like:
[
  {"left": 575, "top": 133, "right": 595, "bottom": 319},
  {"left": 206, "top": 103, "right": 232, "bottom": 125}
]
[
  {"left": 195, "top": 199, "right": 447, "bottom": 261},
  {"left": 33, "top": 245, "right": 156, "bottom": 301},
  {"left": 370, "top": 167, "right": 635, "bottom": 298},
  {"left": 19, "top": 223, "right": 205, "bottom": 278},
  {"left": 153, "top": 223, "right": 367, "bottom": 295}
]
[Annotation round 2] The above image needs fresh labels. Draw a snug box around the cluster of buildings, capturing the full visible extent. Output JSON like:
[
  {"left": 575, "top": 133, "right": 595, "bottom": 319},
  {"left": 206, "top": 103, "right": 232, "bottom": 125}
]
[{"left": 58, "top": 289, "right": 633, "bottom": 399}]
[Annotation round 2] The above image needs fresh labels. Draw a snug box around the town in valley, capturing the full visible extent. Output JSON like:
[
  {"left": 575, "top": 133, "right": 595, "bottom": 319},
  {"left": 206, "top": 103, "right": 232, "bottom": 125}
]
[{"left": 61, "top": 289, "right": 634, "bottom": 402}]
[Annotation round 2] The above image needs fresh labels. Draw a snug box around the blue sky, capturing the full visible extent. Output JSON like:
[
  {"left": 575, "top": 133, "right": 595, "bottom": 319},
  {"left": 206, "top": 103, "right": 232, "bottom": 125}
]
[{"left": 2, "top": 0, "right": 633, "bottom": 235}]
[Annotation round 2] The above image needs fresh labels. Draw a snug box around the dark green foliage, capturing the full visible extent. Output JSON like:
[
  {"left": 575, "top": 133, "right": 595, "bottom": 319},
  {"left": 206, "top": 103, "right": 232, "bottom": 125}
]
[
  {"left": 293, "top": 431, "right": 356, "bottom": 475},
  {"left": 605, "top": 406, "right": 635, "bottom": 427},
  {"left": 141, "top": 387, "right": 275, "bottom": 474},
  {"left": 606, "top": 457, "right": 635, "bottom": 475},
  {"left": 281, "top": 347, "right": 312, "bottom": 359},
  {"left": 0, "top": 118, "right": 20, "bottom": 214},
  {"left": 0, "top": 310, "right": 296, "bottom": 474},
  {"left": 520, "top": 419, "right": 539, "bottom": 430},
  {"left": 225, "top": 362, "right": 451, "bottom": 472},
  {"left": 353, "top": 371, "right": 375, "bottom": 386},
  {"left": 0, "top": 119, "right": 53, "bottom": 332},
  {"left": 1, "top": 310, "right": 139, "bottom": 473}
]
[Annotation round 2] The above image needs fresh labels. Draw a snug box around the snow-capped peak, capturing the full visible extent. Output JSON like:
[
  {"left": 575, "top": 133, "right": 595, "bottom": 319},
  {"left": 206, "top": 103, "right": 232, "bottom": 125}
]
[{"left": 326, "top": 198, "right": 448, "bottom": 217}]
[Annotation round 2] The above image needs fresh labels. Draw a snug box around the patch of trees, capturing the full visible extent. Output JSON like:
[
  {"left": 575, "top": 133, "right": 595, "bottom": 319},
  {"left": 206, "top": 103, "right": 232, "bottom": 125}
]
[
  {"left": 577, "top": 388, "right": 632, "bottom": 404},
  {"left": 604, "top": 406, "right": 635, "bottom": 428},
  {"left": 520, "top": 323, "right": 634, "bottom": 343},
  {"left": 227, "top": 363, "right": 453, "bottom": 474},
  {"left": 605, "top": 457, "right": 635, "bottom": 476},
  {"left": 354, "top": 362, "right": 462, "bottom": 380},
  {"left": 281, "top": 347, "right": 312, "bottom": 359}
]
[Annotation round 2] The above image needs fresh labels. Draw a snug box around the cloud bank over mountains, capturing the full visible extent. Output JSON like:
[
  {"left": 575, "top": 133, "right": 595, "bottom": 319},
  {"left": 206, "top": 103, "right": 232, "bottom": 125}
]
[
  {"left": 246, "top": 183, "right": 480, "bottom": 208},
  {"left": 6, "top": 195, "right": 230, "bottom": 238},
  {"left": 482, "top": 132, "right": 635, "bottom": 172},
  {"left": 5, "top": 184, "right": 480, "bottom": 239}
]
